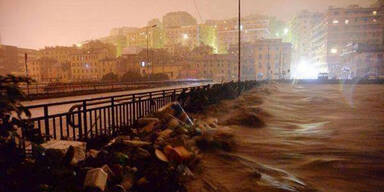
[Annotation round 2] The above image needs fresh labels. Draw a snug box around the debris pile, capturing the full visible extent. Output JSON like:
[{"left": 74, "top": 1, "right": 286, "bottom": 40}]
[{"left": 17, "top": 102, "right": 235, "bottom": 192}]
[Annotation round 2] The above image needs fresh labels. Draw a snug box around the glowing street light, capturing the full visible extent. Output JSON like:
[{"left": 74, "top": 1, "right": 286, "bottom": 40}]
[{"left": 283, "top": 28, "right": 289, "bottom": 35}]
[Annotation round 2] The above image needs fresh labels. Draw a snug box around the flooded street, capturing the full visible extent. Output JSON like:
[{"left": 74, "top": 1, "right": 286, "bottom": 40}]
[{"left": 190, "top": 83, "right": 384, "bottom": 192}]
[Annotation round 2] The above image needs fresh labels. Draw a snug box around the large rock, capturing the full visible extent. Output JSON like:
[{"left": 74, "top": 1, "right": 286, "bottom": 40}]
[
  {"left": 41, "top": 140, "right": 86, "bottom": 165},
  {"left": 83, "top": 168, "right": 108, "bottom": 191}
]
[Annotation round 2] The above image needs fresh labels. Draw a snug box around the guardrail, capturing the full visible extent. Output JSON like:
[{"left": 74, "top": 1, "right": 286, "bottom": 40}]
[
  {"left": 25, "top": 86, "right": 200, "bottom": 141},
  {"left": 20, "top": 79, "right": 212, "bottom": 99},
  {"left": 16, "top": 84, "right": 210, "bottom": 153},
  {"left": 17, "top": 81, "right": 259, "bottom": 154}
]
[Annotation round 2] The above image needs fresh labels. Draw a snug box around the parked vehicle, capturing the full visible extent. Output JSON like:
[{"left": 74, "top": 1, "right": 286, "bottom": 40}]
[{"left": 318, "top": 73, "right": 329, "bottom": 80}]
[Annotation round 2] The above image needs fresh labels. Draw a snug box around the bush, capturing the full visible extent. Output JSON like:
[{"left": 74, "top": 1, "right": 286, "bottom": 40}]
[
  {"left": 121, "top": 71, "right": 143, "bottom": 82},
  {"left": 101, "top": 72, "right": 119, "bottom": 82},
  {"left": 0, "top": 75, "right": 43, "bottom": 191},
  {"left": 146, "top": 73, "right": 169, "bottom": 81}
]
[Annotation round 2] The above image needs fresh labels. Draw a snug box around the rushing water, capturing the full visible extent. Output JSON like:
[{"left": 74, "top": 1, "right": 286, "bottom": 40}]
[{"left": 189, "top": 83, "right": 384, "bottom": 192}]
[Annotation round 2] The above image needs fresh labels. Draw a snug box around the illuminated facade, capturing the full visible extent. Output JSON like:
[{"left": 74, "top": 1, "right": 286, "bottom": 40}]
[
  {"left": 164, "top": 24, "right": 217, "bottom": 51},
  {"left": 29, "top": 46, "right": 79, "bottom": 82},
  {"left": 29, "top": 41, "right": 118, "bottom": 82},
  {"left": 311, "top": 4, "right": 384, "bottom": 79},
  {"left": 186, "top": 54, "right": 237, "bottom": 82},
  {"left": 341, "top": 43, "right": 384, "bottom": 79},
  {"left": 126, "top": 26, "right": 164, "bottom": 49},
  {"left": 289, "top": 10, "right": 324, "bottom": 74},
  {"left": 69, "top": 53, "right": 116, "bottom": 81},
  {"left": 229, "top": 39, "right": 292, "bottom": 80},
  {"left": 206, "top": 15, "right": 271, "bottom": 53}
]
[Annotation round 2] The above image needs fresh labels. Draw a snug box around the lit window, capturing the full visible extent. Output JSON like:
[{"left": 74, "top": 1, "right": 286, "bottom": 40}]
[
  {"left": 345, "top": 19, "right": 349, "bottom": 24},
  {"left": 333, "top": 20, "right": 339, "bottom": 24}
]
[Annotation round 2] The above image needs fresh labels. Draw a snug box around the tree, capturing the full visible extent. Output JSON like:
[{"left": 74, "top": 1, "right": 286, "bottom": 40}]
[
  {"left": 147, "top": 73, "right": 169, "bottom": 81},
  {"left": 121, "top": 71, "right": 143, "bottom": 82},
  {"left": 101, "top": 72, "right": 119, "bottom": 82},
  {"left": 0, "top": 75, "right": 42, "bottom": 166}
]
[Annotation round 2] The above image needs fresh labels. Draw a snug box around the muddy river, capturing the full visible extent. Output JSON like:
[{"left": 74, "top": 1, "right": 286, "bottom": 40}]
[{"left": 189, "top": 83, "right": 384, "bottom": 192}]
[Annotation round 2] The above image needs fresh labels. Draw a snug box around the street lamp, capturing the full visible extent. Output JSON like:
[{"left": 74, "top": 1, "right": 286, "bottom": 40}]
[
  {"left": 330, "top": 48, "right": 338, "bottom": 54},
  {"left": 238, "top": 0, "right": 241, "bottom": 83},
  {"left": 146, "top": 24, "right": 157, "bottom": 77},
  {"left": 283, "top": 28, "right": 289, "bottom": 35},
  {"left": 24, "top": 53, "right": 30, "bottom": 95}
]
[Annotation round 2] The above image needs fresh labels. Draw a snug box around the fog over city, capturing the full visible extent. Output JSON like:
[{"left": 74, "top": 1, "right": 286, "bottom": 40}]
[
  {"left": 1, "top": 1, "right": 384, "bottom": 191},
  {"left": 0, "top": 0, "right": 374, "bottom": 48}
]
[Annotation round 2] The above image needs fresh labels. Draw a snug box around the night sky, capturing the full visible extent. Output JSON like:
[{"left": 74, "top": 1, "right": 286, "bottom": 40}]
[{"left": 0, "top": 0, "right": 375, "bottom": 49}]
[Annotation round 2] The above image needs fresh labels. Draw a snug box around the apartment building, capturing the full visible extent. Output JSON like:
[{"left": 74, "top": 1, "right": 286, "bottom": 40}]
[
  {"left": 206, "top": 15, "right": 271, "bottom": 53},
  {"left": 229, "top": 39, "right": 292, "bottom": 80},
  {"left": 311, "top": 4, "right": 384, "bottom": 78}
]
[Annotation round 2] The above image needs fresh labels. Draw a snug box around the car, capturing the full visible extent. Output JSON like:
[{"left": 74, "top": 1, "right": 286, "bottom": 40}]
[{"left": 318, "top": 73, "right": 329, "bottom": 80}]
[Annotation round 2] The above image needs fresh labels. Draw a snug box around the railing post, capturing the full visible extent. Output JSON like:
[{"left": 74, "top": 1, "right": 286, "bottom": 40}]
[
  {"left": 138, "top": 97, "right": 142, "bottom": 118},
  {"left": 149, "top": 92, "right": 153, "bottom": 112},
  {"left": 172, "top": 89, "right": 176, "bottom": 101},
  {"left": 132, "top": 94, "right": 136, "bottom": 122},
  {"left": 77, "top": 106, "right": 83, "bottom": 139},
  {"left": 43, "top": 105, "right": 50, "bottom": 140},
  {"left": 82, "top": 101, "right": 87, "bottom": 139},
  {"left": 111, "top": 97, "right": 116, "bottom": 135}
]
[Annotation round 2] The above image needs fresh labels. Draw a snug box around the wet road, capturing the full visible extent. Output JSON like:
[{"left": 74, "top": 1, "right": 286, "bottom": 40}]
[{"left": 192, "top": 83, "right": 384, "bottom": 192}]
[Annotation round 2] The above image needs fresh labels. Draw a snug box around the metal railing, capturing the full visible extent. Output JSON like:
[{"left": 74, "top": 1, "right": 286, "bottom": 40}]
[
  {"left": 17, "top": 81, "right": 261, "bottom": 154},
  {"left": 18, "top": 85, "right": 209, "bottom": 151},
  {"left": 19, "top": 79, "right": 212, "bottom": 98}
]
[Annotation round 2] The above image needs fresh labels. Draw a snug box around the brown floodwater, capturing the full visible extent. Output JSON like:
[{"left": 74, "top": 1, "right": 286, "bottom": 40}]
[{"left": 189, "top": 83, "right": 384, "bottom": 192}]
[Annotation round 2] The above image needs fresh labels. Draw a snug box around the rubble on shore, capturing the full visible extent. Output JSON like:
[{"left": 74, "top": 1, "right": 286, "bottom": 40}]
[{"left": 17, "top": 102, "right": 236, "bottom": 192}]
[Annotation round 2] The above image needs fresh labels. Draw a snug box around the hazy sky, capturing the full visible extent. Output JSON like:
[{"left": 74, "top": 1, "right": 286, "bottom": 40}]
[{"left": 0, "top": 0, "right": 375, "bottom": 49}]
